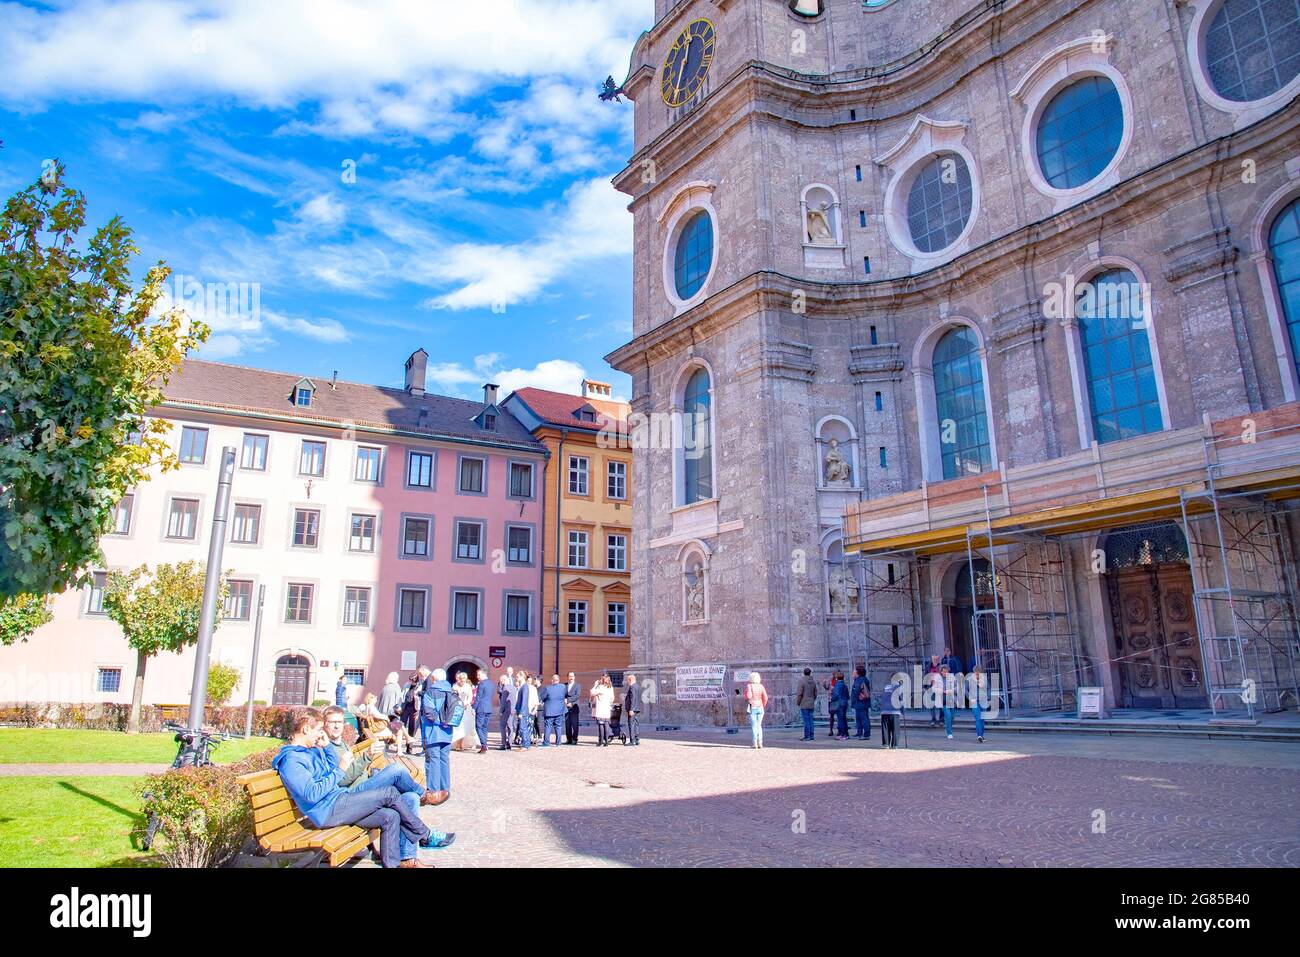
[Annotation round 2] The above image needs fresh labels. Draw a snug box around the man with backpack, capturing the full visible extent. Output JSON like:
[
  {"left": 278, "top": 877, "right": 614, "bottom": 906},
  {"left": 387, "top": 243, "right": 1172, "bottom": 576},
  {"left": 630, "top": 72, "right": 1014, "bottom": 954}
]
[{"left": 420, "top": 667, "right": 460, "bottom": 802}]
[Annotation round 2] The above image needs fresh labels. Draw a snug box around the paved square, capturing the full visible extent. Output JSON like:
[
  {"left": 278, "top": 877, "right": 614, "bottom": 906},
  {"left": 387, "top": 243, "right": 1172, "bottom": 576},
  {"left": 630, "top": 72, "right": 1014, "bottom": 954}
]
[{"left": 404, "top": 727, "right": 1300, "bottom": 868}]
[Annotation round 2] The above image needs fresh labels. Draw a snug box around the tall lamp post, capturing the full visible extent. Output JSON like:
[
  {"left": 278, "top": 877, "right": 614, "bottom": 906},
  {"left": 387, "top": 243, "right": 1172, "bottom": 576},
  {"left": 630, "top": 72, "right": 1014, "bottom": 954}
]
[
  {"left": 243, "top": 584, "right": 266, "bottom": 738},
  {"left": 187, "top": 446, "right": 235, "bottom": 732}
]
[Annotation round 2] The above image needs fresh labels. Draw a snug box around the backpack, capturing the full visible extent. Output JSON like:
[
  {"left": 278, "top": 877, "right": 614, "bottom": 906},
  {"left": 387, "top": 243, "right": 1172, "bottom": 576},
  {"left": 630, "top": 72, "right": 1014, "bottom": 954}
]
[
  {"left": 421, "top": 684, "right": 465, "bottom": 729},
  {"left": 857, "top": 678, "right": 870, "bottom": 702}
]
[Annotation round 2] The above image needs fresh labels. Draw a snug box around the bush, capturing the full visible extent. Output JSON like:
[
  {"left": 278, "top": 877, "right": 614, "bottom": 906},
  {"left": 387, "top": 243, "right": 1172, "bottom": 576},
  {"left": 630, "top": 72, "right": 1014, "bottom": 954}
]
[
  {"left": 140, "top": 764, "right": 252, "bottom": 868},
  {"left": 0, "top": 702, "right": 298, "bottom": 737},
  {"left": 206, "top": 664, "right": 241, "bottom": 707}
]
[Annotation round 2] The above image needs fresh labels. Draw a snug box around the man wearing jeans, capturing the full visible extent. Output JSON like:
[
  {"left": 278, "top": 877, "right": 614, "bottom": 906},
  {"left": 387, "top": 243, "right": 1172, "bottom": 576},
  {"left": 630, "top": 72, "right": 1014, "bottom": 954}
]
[
  {"left": 795, "top": 668, "right": 817, "bottom": 741},
  {"left": 273, "top": 708, "right": 433, "bottom": 868}
]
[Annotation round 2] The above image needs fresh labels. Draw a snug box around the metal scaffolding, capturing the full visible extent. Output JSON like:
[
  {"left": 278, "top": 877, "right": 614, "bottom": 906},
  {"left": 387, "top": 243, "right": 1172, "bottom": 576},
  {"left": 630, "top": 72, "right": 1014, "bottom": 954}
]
[
  {"left": 851, "top": 552, "right": 928, "bottom": 691},
  {"left": 1179, "top": 482, "right": 1300, "bottom": 717}
]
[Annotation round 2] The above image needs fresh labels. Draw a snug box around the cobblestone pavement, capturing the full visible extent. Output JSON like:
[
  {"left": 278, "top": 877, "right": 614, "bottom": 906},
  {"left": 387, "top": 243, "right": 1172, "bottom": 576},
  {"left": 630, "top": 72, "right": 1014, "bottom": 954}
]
[{"left": 382, "top": 727, "right": 1300, "bottom": 868}]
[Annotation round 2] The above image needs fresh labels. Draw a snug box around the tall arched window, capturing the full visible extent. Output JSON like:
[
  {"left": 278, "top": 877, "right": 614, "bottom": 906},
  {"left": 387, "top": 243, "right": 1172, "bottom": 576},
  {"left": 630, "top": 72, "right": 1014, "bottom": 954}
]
[
  {"left": 1269, "top": 197, "right": 1300, "bottom": 382},
  {"left": 933, "top": 327, "right": 992, "bottom": 479},
  {"left": 682, "top": 367, "right": 713, "bottom": 504},
  {"left": 674, "top": 210, "right": 713, "bottom": 300},
  {"left": 1077, "top": 268, "right": 1162, "bottom": 443}
]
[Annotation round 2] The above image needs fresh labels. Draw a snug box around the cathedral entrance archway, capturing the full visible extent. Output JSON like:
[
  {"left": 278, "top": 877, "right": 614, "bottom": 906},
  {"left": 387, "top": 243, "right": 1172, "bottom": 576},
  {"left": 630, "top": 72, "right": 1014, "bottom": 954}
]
[
  {"left": 1103, "top": 523, "right": 1206, "bottom": 709},
  {"left": 946, "top": 558, "right": 996, "bottom": 673}
]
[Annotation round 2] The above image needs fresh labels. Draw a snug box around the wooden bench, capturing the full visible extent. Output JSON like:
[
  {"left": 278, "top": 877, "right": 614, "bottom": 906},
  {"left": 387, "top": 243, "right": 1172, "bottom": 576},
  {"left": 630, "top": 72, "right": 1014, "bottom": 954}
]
[{"left": 235, "top": 741, "right": 417, "bottom": 867}]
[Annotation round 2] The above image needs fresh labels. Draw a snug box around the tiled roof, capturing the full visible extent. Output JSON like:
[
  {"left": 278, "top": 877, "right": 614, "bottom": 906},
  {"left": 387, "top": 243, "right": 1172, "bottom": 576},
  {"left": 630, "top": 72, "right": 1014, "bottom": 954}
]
[
  {"left": 509, "top": 387, "right": 629, "bottom": 434},
  {"left": 159, "top": 358, "right": 545, "bottom": 453}
]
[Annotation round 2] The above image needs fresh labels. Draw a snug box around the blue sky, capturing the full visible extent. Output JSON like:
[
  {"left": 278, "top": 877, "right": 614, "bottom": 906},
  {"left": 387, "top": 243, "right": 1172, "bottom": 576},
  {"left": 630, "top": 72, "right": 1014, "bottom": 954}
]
[{"left": 0, "top": 0, "right": 651, "bottom": 399}]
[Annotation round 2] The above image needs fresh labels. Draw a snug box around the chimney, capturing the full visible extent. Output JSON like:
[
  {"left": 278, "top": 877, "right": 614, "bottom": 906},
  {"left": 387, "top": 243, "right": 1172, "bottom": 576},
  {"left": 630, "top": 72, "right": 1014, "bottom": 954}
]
[
  {"left": 404, "top": 348, "right": 427, "bottom": 396},
  {"left": 582, "top": 379, "right": 612, "bottom": 399},
  {"left": 483, "top": 382, "right": 499, "bottom": 406}
]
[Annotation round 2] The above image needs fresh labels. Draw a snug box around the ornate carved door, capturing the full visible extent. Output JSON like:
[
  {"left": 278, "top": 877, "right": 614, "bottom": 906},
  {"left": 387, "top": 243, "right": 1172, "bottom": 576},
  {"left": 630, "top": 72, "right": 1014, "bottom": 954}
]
[{"left": 1109, "top": 565, "right": 1205, "bottom": 709}]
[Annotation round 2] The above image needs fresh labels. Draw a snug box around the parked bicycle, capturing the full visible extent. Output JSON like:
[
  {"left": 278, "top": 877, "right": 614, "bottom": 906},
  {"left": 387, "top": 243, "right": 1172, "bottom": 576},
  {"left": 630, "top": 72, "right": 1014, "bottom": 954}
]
[{"left": 140, "top": 721, "right": 227, "bottom": 851}]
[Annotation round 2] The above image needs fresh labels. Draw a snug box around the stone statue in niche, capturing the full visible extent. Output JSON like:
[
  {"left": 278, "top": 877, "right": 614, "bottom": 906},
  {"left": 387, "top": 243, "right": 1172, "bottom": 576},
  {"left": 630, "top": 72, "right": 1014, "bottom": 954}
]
[
  {"left": 823, "top": 438, "right": 852, "bottom": 486},
  {"left": 805, "top": 201, "right": 835, "bottom": 245},
  {"left": 685, "top": 566, "right": 706, "bottom": 621},
  {"left": 828, "top": 567, "right": 860, "bottom": 614}
]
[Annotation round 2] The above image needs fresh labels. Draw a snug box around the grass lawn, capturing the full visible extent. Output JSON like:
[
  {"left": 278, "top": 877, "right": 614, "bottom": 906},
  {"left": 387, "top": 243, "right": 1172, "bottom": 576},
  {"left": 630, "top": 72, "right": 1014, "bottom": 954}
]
[
  {"left": 0, "top": 776, "right": 156, "bottom": 868},
  {"left": 0, "top": 728, "right": 280, "bottom": 765}
]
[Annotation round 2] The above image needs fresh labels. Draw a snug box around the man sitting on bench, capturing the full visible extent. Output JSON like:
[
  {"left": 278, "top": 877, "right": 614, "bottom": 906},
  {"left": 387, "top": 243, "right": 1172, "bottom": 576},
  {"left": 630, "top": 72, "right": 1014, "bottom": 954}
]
[
  {"left": 273, "top": 707, "right": 436, "bottom": 868},
  {"left": 321, "top": 706, "right": 455, "bottom": 849}
]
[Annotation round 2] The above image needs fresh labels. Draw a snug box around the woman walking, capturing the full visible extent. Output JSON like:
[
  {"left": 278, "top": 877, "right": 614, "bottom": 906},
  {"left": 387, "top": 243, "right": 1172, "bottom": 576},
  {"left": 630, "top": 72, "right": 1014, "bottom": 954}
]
[
  {"left": 590, "top": 675, "right": 614, "bottom": 746},
  {"left": 744, "top": 671, "right": 768, "bottom": 748}
]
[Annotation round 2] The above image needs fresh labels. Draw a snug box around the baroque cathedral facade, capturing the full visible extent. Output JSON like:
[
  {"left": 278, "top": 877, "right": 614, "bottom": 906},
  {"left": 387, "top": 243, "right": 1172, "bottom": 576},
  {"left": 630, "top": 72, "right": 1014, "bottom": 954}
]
[{"left": 607, "top": 0, "right": 1300, "bottom": 717}]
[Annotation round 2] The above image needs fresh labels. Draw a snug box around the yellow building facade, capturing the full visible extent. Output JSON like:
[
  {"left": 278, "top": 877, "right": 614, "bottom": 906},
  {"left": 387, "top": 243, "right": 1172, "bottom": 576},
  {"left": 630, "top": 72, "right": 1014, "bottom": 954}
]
[{"left": 503, "top": 381, "right": 631, "bottom": 678}]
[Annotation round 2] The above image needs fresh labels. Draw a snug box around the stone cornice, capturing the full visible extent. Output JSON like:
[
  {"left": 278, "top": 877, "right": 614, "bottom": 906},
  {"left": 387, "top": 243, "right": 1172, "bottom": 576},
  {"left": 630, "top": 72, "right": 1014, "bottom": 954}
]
[
  {"left": 989, "top": 299, "right": 1046, "bottom": 352},
  {"left": 848, "top": 343, "right": 905, "bottom": 382}
]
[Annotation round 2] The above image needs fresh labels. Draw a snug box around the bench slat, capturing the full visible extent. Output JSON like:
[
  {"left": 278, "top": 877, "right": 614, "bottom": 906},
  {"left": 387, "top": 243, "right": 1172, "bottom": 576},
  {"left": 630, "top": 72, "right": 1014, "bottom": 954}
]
[
  {"left": 260, "top": 822, "right": 311, "bottom": 852},
  {"left": 250, "top": 786, "right": 290, "bottom": 810},
  {"left": 254, "top": 798, "right": 295, "bottom": 824},
  {"left": 327, "top": 832, "right": 373, "bottom": 867},
  {"left": 256, "top": 808, "right": 300, "bottom": 837}
]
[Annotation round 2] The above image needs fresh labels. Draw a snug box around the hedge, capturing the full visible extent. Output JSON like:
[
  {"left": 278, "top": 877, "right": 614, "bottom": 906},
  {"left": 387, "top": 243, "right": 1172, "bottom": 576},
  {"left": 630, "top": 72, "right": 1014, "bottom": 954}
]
[{"left": 0, "top": 702, "right": 299, "bottom": 738}]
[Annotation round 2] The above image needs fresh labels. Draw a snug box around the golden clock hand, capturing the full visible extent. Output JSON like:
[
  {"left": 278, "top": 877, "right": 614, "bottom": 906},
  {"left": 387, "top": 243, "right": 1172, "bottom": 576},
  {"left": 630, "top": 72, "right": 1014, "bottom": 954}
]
[{"left": 674, "top": 37, "right": 692, "bottom": 103}]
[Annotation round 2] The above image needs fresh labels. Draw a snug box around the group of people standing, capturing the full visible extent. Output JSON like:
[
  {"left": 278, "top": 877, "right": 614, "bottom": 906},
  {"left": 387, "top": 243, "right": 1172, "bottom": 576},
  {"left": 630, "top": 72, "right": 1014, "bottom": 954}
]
[{"left": 745, "top": 651, "right": 991, "bottom": 750}]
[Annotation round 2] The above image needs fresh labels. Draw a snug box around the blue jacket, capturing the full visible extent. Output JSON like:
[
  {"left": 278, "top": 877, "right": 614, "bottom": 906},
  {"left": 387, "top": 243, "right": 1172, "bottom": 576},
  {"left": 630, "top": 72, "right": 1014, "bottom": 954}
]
[
  {"left": 420, "top": 679, "right": 456, "bottom": 744},
  {"left": 540, "top": 682, "right": 568, "bottom": 718},
  {"left": 564, "top": 681, "right": 581, "bottom": 708},
  {"left": 334, "top": 682, "right": 347, "bottom": 706},
  {"left": 830, "top": 679, "right": 849, "bottom": 709},
  {"left": 851, "top": 675, "right": 872, "bottom": 709},
  {"left": 941, "top": 654, "right": 965, "bottom": 675},
  {"left": 272, "top": 744, "right": 345, "bottom": 827},
  {"left": 473, "top": 679, "right": 494, "bottom": 715}
]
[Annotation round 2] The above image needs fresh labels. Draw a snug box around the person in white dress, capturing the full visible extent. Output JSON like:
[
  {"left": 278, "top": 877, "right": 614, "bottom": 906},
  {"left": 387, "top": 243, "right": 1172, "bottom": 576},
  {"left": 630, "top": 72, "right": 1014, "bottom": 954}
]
[
  {"left": 450, "top": 671, "right": 479, "bottom": 751},
  {"left": 590, "top": 674, "right": 615, "bottom": 746}
]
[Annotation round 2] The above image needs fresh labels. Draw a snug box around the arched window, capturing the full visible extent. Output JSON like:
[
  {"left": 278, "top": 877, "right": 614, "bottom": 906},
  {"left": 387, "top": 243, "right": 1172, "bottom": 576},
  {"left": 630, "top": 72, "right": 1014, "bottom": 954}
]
[
  {"left": 674, "top": 210, "right": 713, "bottom": 300},
  {"left": 682, "top": 367, "right": 713, "bottom": 504},
  {"left": 933, "top": 327, "right": 992, "bottom": 479},
  {"left": 1077, "top": 268, "right": 1162, "bottom": 443},
  {"left": 1035, "top": 76, "right": 1125, "bottom": 189},
  {"left": 1269, "top": 197, "right": 1300, "bottom": 381},
  {"left": 907, "top": 152, "right": 973, "bottom": 254},
  {"left": 1204, "top": 0, "right": 1300, "bottom": 103}
]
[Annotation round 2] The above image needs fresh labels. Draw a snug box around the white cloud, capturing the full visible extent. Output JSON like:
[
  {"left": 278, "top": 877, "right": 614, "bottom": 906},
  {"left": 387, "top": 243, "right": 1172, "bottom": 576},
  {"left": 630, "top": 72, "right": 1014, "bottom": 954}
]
[
  {"left": 424, "top": 357, "right": 587, "bottom": 399},
  {"left": 0, "top": 0, "right": 650, "bottom": 143},
  {"left": 423, "top": 176, "right": 631, "bottom": 310},
  {"left": 297, "top": 194, "right": 345, "bottom": 229}
]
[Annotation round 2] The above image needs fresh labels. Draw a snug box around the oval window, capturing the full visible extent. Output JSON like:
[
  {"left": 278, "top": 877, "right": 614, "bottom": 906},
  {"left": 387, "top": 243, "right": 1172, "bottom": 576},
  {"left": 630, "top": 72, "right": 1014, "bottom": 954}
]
[
  {"left": 906, "top": 152, "right": 973, "bottom": 254},
  {"left": 1035, "top": 75, "right": 1124, "bottom": 189},
  {"left": 1204, "top": 0, "right": 1300, "bottom": 102},
  {"left": 673, "top": 209, "right": 713, "bottom": 300}
]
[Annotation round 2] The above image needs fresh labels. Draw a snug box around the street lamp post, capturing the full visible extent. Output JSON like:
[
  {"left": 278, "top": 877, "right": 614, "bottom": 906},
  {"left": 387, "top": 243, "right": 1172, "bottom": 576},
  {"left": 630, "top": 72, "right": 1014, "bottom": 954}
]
[
  {"left": 187, "top": 446, "right": 235, "bottom": 732},
  {"left": 243, "top": 584, "right": 266, "bottom": 738}
]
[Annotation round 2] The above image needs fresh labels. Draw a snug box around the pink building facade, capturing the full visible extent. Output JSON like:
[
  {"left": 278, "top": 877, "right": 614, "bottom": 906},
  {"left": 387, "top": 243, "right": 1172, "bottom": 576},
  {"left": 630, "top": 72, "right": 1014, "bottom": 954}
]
[{"left": 0, "top": 352, "right": 548, "bottom": 708}]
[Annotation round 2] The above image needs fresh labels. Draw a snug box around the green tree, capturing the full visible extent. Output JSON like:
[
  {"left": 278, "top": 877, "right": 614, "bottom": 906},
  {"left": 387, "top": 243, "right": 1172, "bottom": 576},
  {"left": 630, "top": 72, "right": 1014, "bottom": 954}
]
[
  {"left": 206, "top": 662, "right": 242, "bottom": 707},
  {"left": 103, "top": 562, "right": 228, "bottom": 734},
  {"left": 0, "top": 593, "right": 53, "bottom": 646},
  {"left": 0, "top": 162, "right": 209, "bottom": 601}
]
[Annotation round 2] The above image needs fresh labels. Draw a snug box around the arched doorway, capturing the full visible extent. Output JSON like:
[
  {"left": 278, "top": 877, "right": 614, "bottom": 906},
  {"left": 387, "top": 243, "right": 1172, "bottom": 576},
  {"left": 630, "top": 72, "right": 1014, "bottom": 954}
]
[
  {"left": 445, "top": 660, "right": 480, "bottom": 684},
  {"left": 272, "top": 655, "right": 311, "bottom": 706},
  {"left": 1102, "top": 523, "right": 1205, "bottom": 709},
  {"left": 948, "top": 558, "right": 996, "bottom": 672}
]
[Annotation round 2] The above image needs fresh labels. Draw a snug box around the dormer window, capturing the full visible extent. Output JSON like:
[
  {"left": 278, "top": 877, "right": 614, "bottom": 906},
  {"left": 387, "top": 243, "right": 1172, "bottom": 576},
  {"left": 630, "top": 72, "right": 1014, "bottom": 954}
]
[
  {"left": 482, "top": 413, "right": 497, "bottom": 431},
  {"left": 291, "top": 378, "right": 315, "bottom": 408}
]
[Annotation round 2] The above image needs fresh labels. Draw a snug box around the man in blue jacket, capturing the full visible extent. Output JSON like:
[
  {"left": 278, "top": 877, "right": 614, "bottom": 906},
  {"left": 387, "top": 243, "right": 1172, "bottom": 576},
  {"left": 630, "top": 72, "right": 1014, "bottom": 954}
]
[
  {"left": 420, "top": 668, "right": 455, "bottom": 799},
  {"left": 335, "top": 675, "right": 348, "bottom": 707},
  {"left": 472, "top": 669, "right": 493, "bottom": 755},
  {"left": 272, "top": 707, "right": 433, "bottom": 868},
  {"left": 539, "top": 674, "right": 568, "bottom": 747},
  {"left": 850, "top": 666, "right": 872, "bottom": 740}
]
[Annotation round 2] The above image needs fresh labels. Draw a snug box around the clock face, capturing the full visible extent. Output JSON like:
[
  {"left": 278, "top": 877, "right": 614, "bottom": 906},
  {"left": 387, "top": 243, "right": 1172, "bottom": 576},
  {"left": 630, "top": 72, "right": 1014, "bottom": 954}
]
[{"left": 661, "top": 18, "right": 716, "bottom": 107}]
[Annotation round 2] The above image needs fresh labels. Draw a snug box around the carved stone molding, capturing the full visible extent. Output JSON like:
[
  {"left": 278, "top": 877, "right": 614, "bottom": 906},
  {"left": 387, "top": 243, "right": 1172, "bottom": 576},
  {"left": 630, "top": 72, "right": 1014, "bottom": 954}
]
[
  {"left": 738, "top": 339, "right": 816, "bottom": 382},
  {"left": 848, "top": 342, "right": 904, "bottom": 382},
  {"left": 1163, "top": 227, "right": 1237, "bottom": 292},
  {"left": 990, "top": 299, "right": 1045, "bottom": 353}
]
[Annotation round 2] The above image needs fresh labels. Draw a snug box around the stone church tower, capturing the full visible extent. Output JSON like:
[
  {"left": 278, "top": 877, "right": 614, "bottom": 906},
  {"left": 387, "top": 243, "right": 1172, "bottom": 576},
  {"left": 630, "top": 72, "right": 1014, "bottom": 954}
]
[{"left": 608, "top": 0, "right": 1300, "bottom": 716}]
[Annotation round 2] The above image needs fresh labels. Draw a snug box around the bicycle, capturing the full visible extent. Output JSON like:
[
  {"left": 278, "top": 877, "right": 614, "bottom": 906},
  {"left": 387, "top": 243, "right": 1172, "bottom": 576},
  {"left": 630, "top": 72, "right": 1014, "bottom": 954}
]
[{"left": 140, "top": 721, "right": 227, "bottom": 851}]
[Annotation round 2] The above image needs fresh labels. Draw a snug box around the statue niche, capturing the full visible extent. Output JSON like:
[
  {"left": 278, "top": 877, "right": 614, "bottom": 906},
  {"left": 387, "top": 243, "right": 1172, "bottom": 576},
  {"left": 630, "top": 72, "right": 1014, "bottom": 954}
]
[
  {"left": 823, "top": 437, "right": 852, "bottom": 486},
  {"left": 805, "top": 202, "right": 835, "bottom": 245},
  {"left": 684, "top": 560, "right": 707, "bottom": 622},
  {"left": 828, "top": 566, "right": 860, "bottom": 615},
  {"left": 800, "top": 185, "right": 845, "bottom": 268}
]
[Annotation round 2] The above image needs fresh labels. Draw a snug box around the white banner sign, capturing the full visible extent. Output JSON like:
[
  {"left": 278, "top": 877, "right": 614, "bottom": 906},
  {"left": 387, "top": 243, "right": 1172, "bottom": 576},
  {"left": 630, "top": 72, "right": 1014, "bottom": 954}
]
[
  {"left": 675, "top": 665, "right": 727, "bottom": 701},
  {"left": 401, "top": 651, "right": 417, "bottom": 671}
]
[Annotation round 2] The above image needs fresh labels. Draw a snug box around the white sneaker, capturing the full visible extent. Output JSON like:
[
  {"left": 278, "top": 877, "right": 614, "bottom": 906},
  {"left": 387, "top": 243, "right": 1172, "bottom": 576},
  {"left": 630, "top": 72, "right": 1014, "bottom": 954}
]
[{"left": 946, "top": 734, "right": 953, "bottom": 739}]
